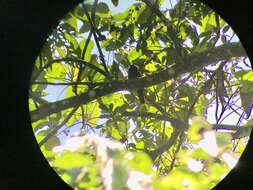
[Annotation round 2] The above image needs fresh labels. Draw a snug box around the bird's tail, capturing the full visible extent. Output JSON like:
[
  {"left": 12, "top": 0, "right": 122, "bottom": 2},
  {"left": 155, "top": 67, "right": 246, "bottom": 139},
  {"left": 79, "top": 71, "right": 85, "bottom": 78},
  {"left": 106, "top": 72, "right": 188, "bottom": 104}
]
[{"left": 137, "top": 89, "right": 145, "bottom": 104}]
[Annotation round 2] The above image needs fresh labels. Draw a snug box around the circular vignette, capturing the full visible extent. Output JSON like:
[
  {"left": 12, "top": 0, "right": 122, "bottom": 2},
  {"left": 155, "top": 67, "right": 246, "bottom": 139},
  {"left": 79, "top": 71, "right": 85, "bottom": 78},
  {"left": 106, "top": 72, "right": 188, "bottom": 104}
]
[
  {"left": 27, "top": 0, "right": 253, "bottom": 190},
  {"left": 0, "top": 1, "right": 82, "bottom": 190}
]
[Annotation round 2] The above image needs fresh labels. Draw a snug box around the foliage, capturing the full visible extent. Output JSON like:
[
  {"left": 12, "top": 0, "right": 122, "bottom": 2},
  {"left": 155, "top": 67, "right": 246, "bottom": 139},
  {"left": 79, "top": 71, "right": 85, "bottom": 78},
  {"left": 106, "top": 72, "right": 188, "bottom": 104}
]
[{"left": 29, "top": 0, "right": 252, "bottom": 189}]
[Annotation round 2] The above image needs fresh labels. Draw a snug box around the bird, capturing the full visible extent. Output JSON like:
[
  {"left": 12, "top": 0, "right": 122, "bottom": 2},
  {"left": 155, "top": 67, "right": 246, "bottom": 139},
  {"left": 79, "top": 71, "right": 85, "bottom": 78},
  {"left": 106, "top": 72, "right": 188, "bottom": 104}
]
[{"left": 128, "top": 65, "right": 145, "bottom": 104}]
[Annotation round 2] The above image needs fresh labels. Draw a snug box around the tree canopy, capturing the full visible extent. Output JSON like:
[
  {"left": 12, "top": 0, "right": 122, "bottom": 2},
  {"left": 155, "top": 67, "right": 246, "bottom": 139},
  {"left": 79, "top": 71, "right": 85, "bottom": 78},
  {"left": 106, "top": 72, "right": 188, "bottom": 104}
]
[{"left": 29, "top": 0, "right": 253, "bottom": 189}]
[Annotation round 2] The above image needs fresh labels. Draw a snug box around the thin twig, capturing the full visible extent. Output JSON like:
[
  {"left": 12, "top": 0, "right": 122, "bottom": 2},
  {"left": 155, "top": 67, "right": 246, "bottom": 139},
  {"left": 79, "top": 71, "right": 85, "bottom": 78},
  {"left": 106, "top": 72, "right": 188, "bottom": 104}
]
[
  {"left": 82, "top": 3, "right": 110, "bottom": 75},
  {"left": 38, "top": 106, "right": 79, "bottom": 146}
]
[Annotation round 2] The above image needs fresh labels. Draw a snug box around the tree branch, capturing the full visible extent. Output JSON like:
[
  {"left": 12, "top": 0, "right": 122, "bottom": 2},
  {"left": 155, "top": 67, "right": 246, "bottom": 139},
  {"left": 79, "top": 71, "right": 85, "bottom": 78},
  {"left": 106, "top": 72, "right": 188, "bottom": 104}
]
[
  {"left": 32, "top": 81, "right": 104, "bottom": 88},
  {"left": 82, "top": 2, "right": 110, "bottom": 75},
  {"left": 147, "top": 128, "right": 182, "bottom": 161},
  {"left": 38, "top": 106, "right": 79, "bottom": 146},
  {"left": 30, "top": 42, "right": 246, "bottom": 122}
]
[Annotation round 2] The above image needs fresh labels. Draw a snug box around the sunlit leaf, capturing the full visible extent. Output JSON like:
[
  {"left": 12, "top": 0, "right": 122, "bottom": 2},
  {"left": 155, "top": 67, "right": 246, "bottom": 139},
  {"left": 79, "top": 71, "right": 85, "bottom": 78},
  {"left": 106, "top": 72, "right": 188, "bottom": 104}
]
[
  {"left": 64, "top": 33, "right": 79, "bottom": 50},
  {"left": 128, "top": 152, "right": 153, "bottom": 174},
  {"left": 188, "top": 116, "right": 212, "bottom": 143},
  {"left": 45, "top": 136, "right": 61, "bottom": 150},
  {"left": 65, "top": 14, "right": 78, "bottom": 32},
  {"left": 54, "top": 151, "right": 93, "bottom": 169}
]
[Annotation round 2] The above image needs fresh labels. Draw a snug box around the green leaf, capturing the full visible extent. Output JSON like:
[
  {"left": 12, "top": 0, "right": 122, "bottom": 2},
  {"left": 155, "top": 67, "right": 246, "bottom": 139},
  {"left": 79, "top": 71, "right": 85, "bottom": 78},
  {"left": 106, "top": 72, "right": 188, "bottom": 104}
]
[
  {"left": 240, "top": 90, "right": 253, "bottom": 118},
  {"left": 110, "top": 61, "right": 122, "bottom": 80},
  {"left": 194, "top": 95, "right": 209, "bottom": 116},
  {"left": 54, "top": 151, "right": 93, "bottom": 170},
  {"left": 136, "top": 140, "right": 145, "bottom": 149},
  {"left": 232, "top": 121, "right": 253, "bottom": 140},
  {"left": 192, "top": 148, "right": 210, "bottom": 160},
  {"left": 83, "top": 102, "right": 101, "bottom": 127},
  {"left": 137, "top": 6, "right": 151, "bottom": 25},
  {"left": 216, "top": 132, "right": 231, "bottom": 146},
  {"left": 110, "top": 126, "right": 122, "bottom": 140},
  {"left": 32, "top": 120, "right": 50, "bottom": 132},
  {"left": 79, "top": 40, "right": 94, "bottom": 61},
  {"left": 36, "top": 133, "right": 46, "bottom": 143},
  {"left": 119, "top": 29, "right": 130, "bottom": 44},
  {"left": 128, "top": 152, "right": 153, "bottom": 173},
  {"left": 45, "top": 136, "right": 61, "bottom": 150},
  {"left": 188, "top": 116, "right": 212, "bottom": 143},
  {"left": 47, "top": 62, "right": 66, "bottom": 83},
  {"left": 56, "top": 47, "right": 66, "bottom": 58},
  {"left": 235, "top": 70, "right": 253, "bottom": 116},
  {"left": 177, "top": 84, "right": 196, "bottom": 100},
  {"left": 200, "top": 12, "right": 217, "bottom": 33},
  {"left": 128, "top": 48, "right": 142, "bottom": 62},
  {"left": 64, "top": 33, "right": 79, "bottom": 50},
  {"left": 79, "top": 20, "right": 91, "bottom": 33},
  {"left": 108, "top": 149, "right": 125, "bottom": 160},
  {"left": 101, "top": 40, "right": 122, "bottom": 51},
  {"left": 65, "top": 14, "right": 78, "bottom": 32},
  {"left": 153, "top": 175, "right": 175, "bottom": 190},
  {"left": 101, "top": 93, "right": 125, "bottom": 111},
  {"left": 112, "top": 161, "right": 128, "bottom": 190},
  {"left": 111, "top": 0, "right": 119, "bottom": 7},
  {"left": 96, "top": 2, "right": 109, "bottom": 14},
  {"left": 113, "top": 11, "right": 128, "bottom": 23}
]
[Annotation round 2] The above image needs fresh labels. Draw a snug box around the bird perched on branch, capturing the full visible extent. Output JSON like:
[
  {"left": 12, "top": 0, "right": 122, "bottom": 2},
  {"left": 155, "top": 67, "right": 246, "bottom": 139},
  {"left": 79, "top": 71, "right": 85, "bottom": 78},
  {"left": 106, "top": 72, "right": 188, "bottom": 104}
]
[{"left": 128, "top": 65, "right": 145, "bottom": 104}]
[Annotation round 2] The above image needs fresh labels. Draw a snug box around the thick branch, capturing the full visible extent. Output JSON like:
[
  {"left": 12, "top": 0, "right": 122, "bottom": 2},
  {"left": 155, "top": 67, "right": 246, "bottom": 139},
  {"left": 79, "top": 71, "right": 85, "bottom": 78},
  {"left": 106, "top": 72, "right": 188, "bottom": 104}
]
[
  {"left": 32, "top": 81, "right": 104, "bottom": 87},
  {"left": 30, "top": 42, "right": 246, "bottom": 122},
  {"left": 212, "top": 124, "right": 239, "bottom": 131}
]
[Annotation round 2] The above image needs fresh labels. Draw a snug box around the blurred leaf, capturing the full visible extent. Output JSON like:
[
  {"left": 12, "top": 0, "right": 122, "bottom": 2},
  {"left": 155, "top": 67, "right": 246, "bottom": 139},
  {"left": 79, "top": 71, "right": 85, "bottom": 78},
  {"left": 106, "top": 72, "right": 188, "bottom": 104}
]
[
  {"left": 54, "top": 151, "right": 93, "bottom": 169},
  {"left": 200, "top": 12, "right": 217, "bottom": 33},
  {"left": 188, "top": 116, "right": 212, "bottom": 143},
  {"left": 128, "top": 48, "right": 142, "bottom": 62},
  {"left": 191, "top": 148, "right": 210, "bottom": 160},
  {"left": 45, "top": 136, "right": 61, "bottom": 150},
  {"left": 136, "top": 140, "right": 145, "bottom": 149},
  {"left": 111, "top": 0, "right": 119, "bottom": 7},
  {"left": 79, "top": 20, "right": 91, "bottom": 33},
  {"left": 64, "top": 33, "right": 79, "bottom": 50},
  {"left": 194, "top": 95, "right": 209, "bottom": 116},
  {"left": 153, "top": 175, "right": 172, "bottom": 190},
  {"left": 65, "top": 14, "right": 78, "bottom": 32},
  {"left": 128, "top": 152, "right": 153, "bottom": 173},
  {"left": 96, "top": 2, "right": 109, "bottom": 14},
  {"left": 112, "top": 161, "right": 128, "bottom": 190},
  {"left": 56, "top": 47, "right": 66, "bottom": 58},
  {"left": 232, "top": 119, "right": 253, "bottom": 139},
  {"left": 216, "top": 132, "right": 232, "bottom": 146},
  {"left": 235, "top": 70, "right": 253, "bottom": 117},
  {"left": 137, "top": 6, "right": 151, "bottom": 25}
]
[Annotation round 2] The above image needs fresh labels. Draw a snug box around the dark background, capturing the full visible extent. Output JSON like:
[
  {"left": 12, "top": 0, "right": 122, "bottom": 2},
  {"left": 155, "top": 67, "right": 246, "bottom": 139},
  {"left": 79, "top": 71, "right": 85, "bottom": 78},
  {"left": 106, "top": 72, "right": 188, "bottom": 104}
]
[{"left": 0, "top": 0, "right": 252, "bottom": 189}]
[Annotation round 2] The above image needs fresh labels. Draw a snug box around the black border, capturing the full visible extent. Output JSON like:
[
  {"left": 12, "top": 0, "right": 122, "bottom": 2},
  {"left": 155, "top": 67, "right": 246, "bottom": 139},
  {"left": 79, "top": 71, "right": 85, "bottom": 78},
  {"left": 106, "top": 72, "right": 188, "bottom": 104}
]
[{"left": 0, "top": 0, "right": 252, "bottom": 189}]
